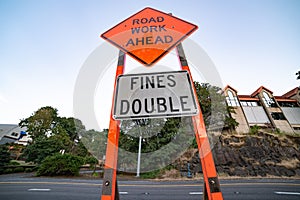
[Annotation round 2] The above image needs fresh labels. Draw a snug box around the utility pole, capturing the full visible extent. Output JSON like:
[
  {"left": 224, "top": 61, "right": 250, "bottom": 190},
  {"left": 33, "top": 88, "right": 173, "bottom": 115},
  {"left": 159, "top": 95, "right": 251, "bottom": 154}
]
[
  {"left": 133, "top": 119, "right": 146, "bottom": 177},
  {"left": 136, "top": 134, "right": 142, "bottom": 177}
]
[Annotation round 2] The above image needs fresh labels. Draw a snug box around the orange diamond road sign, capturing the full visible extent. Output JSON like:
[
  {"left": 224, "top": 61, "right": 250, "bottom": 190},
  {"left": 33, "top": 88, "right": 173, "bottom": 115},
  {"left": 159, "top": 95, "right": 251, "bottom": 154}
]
[{"left": 101, "top": 7, "right": 198, "bottom": 66}]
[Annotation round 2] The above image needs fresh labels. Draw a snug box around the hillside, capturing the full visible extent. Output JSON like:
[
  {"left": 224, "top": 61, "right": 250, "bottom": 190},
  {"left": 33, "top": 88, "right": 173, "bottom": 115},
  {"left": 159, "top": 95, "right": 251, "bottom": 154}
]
[{"left": 172, "top": 132, "right": 300, "bottom": 178}]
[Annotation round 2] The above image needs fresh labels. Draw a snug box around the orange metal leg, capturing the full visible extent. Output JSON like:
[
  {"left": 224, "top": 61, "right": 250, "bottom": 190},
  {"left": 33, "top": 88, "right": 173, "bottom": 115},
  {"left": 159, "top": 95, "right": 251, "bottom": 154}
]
[
  {"left": 176, "top": 43, "right": 223, "bottom": 200},
  {"left": 101, "top": 51, "right": 125, "bottom": 200}
]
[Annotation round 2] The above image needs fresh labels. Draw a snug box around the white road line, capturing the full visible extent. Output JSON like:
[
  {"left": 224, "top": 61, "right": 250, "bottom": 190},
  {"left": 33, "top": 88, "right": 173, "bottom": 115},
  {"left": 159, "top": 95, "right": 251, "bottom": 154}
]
[
  {"left": 189, "top": 192, "right": 203, "bottom": 195},
  {"left": 28, "top": 188, "right": 51, "bottom": 192},
  {"left": 275, "top": 191, "right": 300, "bottom": 195},
  {"left": 119, "top": 191, "right": 128, "bottom": 195}
]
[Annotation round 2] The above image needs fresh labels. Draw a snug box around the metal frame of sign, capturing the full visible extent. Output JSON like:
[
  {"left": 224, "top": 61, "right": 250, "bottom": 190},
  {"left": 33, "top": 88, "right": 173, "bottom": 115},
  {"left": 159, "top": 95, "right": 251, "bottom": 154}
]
[
  {"left": 101, "top": 44, "right": 224, "bottom": 200},
  {"left": 100, "top": 8, "right": 223, "bottom": 200}
]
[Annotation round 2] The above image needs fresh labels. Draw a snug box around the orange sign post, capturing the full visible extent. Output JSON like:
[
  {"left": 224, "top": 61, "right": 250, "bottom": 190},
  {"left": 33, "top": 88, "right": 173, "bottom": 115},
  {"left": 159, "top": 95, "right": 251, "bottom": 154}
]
[
  {"left": 101, "top": 51, "right": 125, "bottom": 200},
  {"left": 100, "top": 7, "right": 223, "bottom": 200},
  {"left": 176, "top": 43, "right": 223, "bottom": 199}
]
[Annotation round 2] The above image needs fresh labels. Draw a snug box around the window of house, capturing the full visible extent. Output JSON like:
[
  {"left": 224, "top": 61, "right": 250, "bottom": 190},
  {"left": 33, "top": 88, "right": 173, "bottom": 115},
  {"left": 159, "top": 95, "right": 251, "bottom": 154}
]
[
  {"left": 262, "top": 92, "right": 277, "bottom": 107},
  {"left": 240, "top": 101, "right": 260, "bottom": 107},
  {"left": 278, "top": 101, "right": 299, "bottom": 107},
  {"left": 226, "top": 90, "right": 240, "bottom": 106},
  {"left": 11, "top": 132, "right": 18, "bottom": 137},
  {"left": 271, "top": 112, "right": 286, "bottom": 120},
  {"left": 241, "top": 101, "right": 247, "bottom": 106},
  {"left": 252, "top": 101, "right": 259, "bottom": 106}
]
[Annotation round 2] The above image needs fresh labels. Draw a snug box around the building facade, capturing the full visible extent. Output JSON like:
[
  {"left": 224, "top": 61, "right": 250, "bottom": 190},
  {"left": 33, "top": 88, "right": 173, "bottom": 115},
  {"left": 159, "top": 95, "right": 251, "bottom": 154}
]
[
  {"left": 224, "top": 86, "right": 300, "bottom": 134},
  {"left": 0, "top": 124, "right": 31, "bottom": 145}
]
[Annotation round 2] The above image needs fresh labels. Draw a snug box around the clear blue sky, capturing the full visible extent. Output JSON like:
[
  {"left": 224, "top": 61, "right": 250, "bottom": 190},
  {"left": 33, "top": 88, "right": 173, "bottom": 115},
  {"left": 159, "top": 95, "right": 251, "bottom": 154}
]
[{"left": 1, "top": 0, "right": 299, "bottom": 129}]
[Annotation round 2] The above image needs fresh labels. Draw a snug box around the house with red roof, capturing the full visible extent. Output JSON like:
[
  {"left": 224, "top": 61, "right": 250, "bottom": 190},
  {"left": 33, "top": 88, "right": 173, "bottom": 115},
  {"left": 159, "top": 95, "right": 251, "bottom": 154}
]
[{"left": 224, "top": 86, "right": 300, "bottom": 134}]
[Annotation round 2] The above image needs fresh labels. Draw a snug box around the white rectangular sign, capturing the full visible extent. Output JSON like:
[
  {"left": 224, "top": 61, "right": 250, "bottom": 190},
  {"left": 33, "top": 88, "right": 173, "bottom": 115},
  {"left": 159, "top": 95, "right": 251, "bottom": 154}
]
[{"left": 113, "top": 71, "right": 198, "bottom": 120}]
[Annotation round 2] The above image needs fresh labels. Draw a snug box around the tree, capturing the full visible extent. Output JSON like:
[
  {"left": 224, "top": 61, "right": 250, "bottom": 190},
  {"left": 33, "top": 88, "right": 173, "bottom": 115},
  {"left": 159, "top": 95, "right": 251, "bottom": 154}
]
[
  {"left": 58, "top": 117, "right": 86, "bottom": 141},
  {"left": 225, "top": 106, "right": 239, "bottom": 130},
  {"left": 117, "top": 117, "right": 195, "bottom": 172},
  {"left": 80, "top": 129, "right": 107, "bottom": 160},
  {"left": 115, "top": 82, "right": 238, "bottom": 171},
  {"left": 20, "top": 106, "right": 88, "bottom": 164},
  {"left": 0, "top": 145, "right": 11, "bottom": 174},
  {"left": 193, "top": 82, "right": 238, "bottom": 130},
  {"left": 19, "top": 106, "right": 59, "bottom": 140},
  {"left": 22, "top": 130, "right": 72, "bottom": 164},
  {"left": 119, "top": 118, "right": 182, "bottom": 154}
]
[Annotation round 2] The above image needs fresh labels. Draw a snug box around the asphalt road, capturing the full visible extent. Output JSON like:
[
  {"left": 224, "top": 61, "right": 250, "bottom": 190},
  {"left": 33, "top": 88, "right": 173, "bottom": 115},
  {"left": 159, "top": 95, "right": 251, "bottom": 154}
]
[{"left": 0, "top": 173, "right": 300, "bottom": 200}]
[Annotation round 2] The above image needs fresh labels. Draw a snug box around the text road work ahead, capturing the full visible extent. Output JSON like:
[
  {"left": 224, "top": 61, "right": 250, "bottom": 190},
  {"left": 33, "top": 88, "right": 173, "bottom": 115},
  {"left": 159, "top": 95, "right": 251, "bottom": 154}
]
[{"left": 125, "top": 16, "right": 173, "bottom": 47}]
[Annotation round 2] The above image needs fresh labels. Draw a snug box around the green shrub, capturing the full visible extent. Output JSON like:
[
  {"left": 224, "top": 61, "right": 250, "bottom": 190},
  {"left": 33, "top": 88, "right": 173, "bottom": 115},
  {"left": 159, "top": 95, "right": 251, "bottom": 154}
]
[
  {"left": 0, "top": 145, "right": 11, "bottom": 174},
  {"left": 85, "top": 156, "right": 98, "bottom": 173},
  {"left": 92, "top": 172, "right": 99, "bottom": 177},
  {"left": 37, "top": 154, "right": 84, "bottom": 176},
  {"left": 25, "top": 168, "right": 34, "bottom": 173},
  {"left": 4, "top": 168, "right": 13, "bottom": 174},
  {"left": 249, "top": 125, "right": 259, "bottom": 135},
  {"left": 13, "top": 167, "right": 25, "bottom": 173},
  {"left": 0, "top": 145, "right": 11, "bottom": 166},
  {"left": 274, "top": 128, "right": 285, "bottom": 136},
  {"left": 140, "top": 169, "right": 161, "bottom": 179},
  {"left": 9, "top": 161, "right": 20, "bottom": 166},
  {"left": 85, "top": 156, "right": 98, "bottom": 166}
]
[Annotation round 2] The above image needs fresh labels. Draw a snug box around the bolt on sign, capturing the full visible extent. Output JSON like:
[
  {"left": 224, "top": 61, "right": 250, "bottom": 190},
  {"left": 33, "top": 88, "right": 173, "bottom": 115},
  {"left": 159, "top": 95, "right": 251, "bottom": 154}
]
[
  {"left": 101, "top": 7, "right": 198, "bottom": 66},
  {"left": 113, "top": 71, "right": 198, "bottom": 120}
]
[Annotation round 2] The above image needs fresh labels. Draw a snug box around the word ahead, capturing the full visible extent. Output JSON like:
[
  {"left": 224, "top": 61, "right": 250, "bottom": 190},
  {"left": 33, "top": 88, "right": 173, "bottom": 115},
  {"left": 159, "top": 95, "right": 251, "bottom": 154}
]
[
  {"left": 101, "top": 7, "right": 197, "bottom": 66},
  {"left": 113, "top": 71, "right": 198, "bottom": 120}
]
